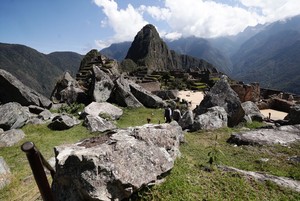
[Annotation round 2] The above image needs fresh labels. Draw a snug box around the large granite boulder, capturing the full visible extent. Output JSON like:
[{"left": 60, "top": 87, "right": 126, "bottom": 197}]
[
  {"left": 241, "top": 101, "right": 264, "bottom": 122},
  {"left": 285, "top": 104, "right": 300, "bottom": 125},
  {"left": 0, "top": 102, "right": 30, "bottom": 131},
  {"left": 51, "top": 72, "right": 87, "bottom": 104},
  {"left": 60, "top": 86, "right": 86, "bottom": 105},
  {"left": 172, "top": 109, "right": 182, "bottom": 122},
  {"left": 91, "top": 66, "right": 114, "bottom": 102},
  {"left": 0, "top": 69, "right": 52, "bottom": 108},
  {"left": 110, "top": 75, "right": 165, "bottom": 108},
  {"left": 129, "top": 81, "right": 166, "bottom": 108},
  {"left": 38, "top": 109, "right": 53, "bottom": 121},
  {"left": 26, "top": 109, "right": 54, "bottom": 125},
  {"left": 0, "top": 157, "right": 11, "bottom": 190},
  {"left": 52, "top": 122, "right": 183, "bottom": 201},
  {"left": 109, "top": 76, "right": 144, "bottom": 108},
  {"left": 0, "top": 129, "right": 25, "bottom": 148},
  {"left": 194, "top": 76, "right": 245, "bottom": 127},
  {"left": 83, "top": 102, "right": 123, "bottom": 120},
  {"left": 153, "top": 90, "right": 178, "bottom": 100},
  {"left": 228, "top": 125, "right": 300, "bottom": 146},
  {"left": 193, "top": 106, "right": 227, "bottom": 131},
  {"left": 178, "top": 110, "right": 194, "bottom": 130},
  {"left": 48, "top": 114, "right": 81, "bottom": 130},
  {"left": 271, "top": 97, "right": 295, "bottom": 113},
  {"left": 83, "top": 115, "right": 117, "bottom": 132}
]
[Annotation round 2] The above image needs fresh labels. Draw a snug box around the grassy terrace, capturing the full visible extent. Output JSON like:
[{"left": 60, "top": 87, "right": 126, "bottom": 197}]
[{"left": 0, "top": 107, "right": 299, "bottom": 200}]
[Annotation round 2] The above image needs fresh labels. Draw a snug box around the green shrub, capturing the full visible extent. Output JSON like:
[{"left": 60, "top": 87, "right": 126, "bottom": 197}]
[
  {"left": 205, "top": 134, "right": 225, "bottom": 171},
  {"left": 58, "top": 103, "right": 85, "bottom": 116},
  {"left": 241, "top": 121, "right": 265, "bottom": 129}
]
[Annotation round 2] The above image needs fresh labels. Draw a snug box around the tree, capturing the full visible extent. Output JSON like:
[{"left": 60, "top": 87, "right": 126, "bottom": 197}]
[{"left": 161, "top": 72, "right": 171, "bottom": 86}]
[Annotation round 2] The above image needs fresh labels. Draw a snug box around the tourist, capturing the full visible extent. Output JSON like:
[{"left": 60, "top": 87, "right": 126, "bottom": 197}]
[{"left": 164, "top": 106, "right": 172, "bottom": 123}]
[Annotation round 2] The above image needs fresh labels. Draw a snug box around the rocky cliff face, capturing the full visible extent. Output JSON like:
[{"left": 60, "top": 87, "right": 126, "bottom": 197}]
[
  {"left": 125, "top": 24, "right": 174, "bottom": 71},
  {"left": 125, "top": 24, "right": 218, "bottom": 73}
]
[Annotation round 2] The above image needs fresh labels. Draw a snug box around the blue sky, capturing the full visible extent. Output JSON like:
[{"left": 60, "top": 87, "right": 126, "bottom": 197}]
[{"left": 1, "top": 0, "right": 300, "bottom": 54}]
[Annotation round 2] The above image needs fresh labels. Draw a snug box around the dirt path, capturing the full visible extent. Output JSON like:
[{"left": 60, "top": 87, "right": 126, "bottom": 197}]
[
  {"left": 260, "top": 109, "right": 288, "bottom": 120},
  {"left": 177, "top": 91, "right": 204, "bottom": 110}
]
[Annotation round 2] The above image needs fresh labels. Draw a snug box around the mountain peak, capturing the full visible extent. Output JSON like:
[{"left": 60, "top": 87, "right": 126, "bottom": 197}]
[
  {"left": 125, "top": 24, "right": 170, "bottom": 70},
  {"left": 125, "top": 24, "right": 218, "bottom": 73},
  {"left": 138, "top": 24, "right": 160, "bottom": 38}
]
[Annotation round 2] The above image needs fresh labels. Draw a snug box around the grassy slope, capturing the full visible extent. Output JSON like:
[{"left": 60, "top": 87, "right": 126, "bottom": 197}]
[
  {"left": 0, "top": 124, "right": 94, "bottom": 200},
  {"left": 0, "top": 108, "right": 299, "bottom": 200},
  {"left": 144, "top": 130, "right": 300, "bottom": 201}
]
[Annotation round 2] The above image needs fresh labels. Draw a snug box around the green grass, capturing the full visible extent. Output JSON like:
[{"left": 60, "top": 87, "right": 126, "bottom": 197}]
[
  {"left": 116, "top": 107, "right": 165, "bottom": 128},
  {"left": 0, "top": 109, "right": 299, "bottom": 201},
  {"left": 0, "top": 123, "right": 95, "bottom": 201},
  {"left": 191, "top": 85, "right": 207, "bottom": 90},
  {"left": 139, "top": 130, "right": 300, "bottom": 200},
  {"left": 210, "top": 77, "right": 220, "bottom": 81},
  {"left": 192, "top": 82, "right": 207, "bottom": 86}
]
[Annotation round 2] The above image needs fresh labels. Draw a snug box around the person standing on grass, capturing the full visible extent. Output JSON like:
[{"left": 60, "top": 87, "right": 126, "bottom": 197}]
[{"left": 164, "top": 106, "right": 172, "bottom": 123}]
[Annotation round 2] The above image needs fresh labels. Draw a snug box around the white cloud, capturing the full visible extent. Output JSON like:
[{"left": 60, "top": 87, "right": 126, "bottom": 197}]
[
  {"left": 93, "top": 0, "right": 148, "bottom": 48},
  {"left": 160, "top": 0, "right": 261, "bottom": 38},
  {"left": 142, "top": 6, "right": 171, "bottom": 21},
  {"left": 240, "top": 0, "right": 300, "bottom": 23},
  {"left": 163, "top": 31, "right": 182, "bottom": 41},
  {"left": 93, "top": 0, "right": 300, "bottom": 48},
  {"left": 95, "top": 39, "right": 111, "bottom": 50}
]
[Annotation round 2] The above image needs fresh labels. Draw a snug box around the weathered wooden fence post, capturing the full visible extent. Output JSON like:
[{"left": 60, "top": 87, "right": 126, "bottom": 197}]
[{"left": 21, "top": 141, "right": 55, "bottom": 201}]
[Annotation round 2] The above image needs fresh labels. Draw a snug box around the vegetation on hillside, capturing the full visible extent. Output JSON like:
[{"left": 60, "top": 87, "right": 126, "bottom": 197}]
[
  {"left": 0, "top": 43, "right": 83, "bottom": 97},
  {"left": 0, "top": 108, "right": 299, "bottom": 200}
]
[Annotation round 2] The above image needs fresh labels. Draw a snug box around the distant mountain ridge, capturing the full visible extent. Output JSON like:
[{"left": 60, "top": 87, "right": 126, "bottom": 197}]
[
  {"left": 0, "top": 43, "right": 83, "bottom": 97},
  {"left": 167, "top": 37, "right": 232, "bottom": 74},
  {"left": 101, "top": 42, "right": 131, "bottom": 62},
  {"left": 101, "top": 15, "right": 300, "bottom": 94},
  {"left": 231, "top": 15, "right": 300, "bottom": 94}
]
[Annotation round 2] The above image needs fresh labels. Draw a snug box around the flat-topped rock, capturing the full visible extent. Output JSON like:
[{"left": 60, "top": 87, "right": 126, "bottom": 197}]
[
  {"left": 83, "top": 102, "right": 123, "bottom": 120},
  {"left": 228, "top": 125, "right": 300, "bottom": 146},
  {"left": 220, "top": 166, "right": 300, "bottom": 193},
  {"left": 52, "top": 122, "right": 183, "bottom": 201},
  {"left": 0, "top": 129, "right": 25, "bottom": 147},
  {"left": 0, "top": 102, "right": 30, "bottom": 131}
]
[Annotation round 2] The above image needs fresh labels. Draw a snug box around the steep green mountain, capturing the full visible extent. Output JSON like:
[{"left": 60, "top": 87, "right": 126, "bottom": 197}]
[
  {"left": 234, "top": 40, "right": 300, "bottom": 94},
  {"left": 125, "top": 24, "right": 218, "bottom": 73},
  {"left": 101, "top": 37, "right": 228, "bottom": 74},
  {"left": 231, "top": 15, "right": 300, "bottom": 94},
  {"left": 47, "top": 51, "right": 83, "bottom": 74},
  {"left": 0, "top": 43, "right": 83, "bottom": 97}
]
